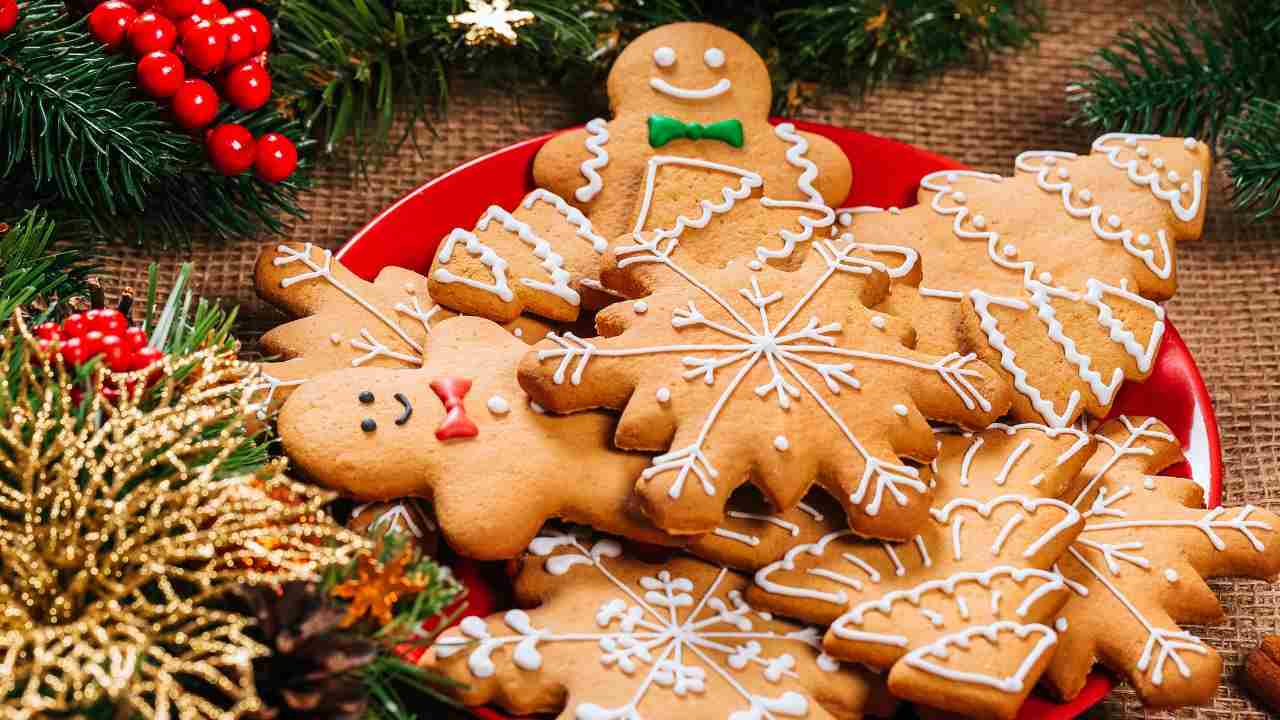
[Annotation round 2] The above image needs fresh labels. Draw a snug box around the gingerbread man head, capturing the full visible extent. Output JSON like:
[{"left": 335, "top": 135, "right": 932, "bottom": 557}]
[{"left": 607, "top": 22, "right": 771, "bottom": 123}]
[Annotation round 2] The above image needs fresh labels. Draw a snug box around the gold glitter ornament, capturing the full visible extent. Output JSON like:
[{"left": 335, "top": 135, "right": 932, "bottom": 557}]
[
  {"left": 447, "top": 0, "right": 535, "bottom": 47},
  {"left": 0, "top": 316, "right": 367, "bottom": 718}
]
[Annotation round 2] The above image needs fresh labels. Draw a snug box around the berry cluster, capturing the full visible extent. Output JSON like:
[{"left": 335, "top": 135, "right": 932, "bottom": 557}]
[
  {"left": 35, "top": 309, "right": 164, "bottom": 372},
  {"left": 85, "top": 0, "right": 297, "bottom": 182}
]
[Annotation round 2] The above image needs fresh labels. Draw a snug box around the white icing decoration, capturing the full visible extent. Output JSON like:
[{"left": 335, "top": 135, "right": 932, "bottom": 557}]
[
  {"left": 575, "top": 118, "right": 610, "bottom": 203},
  {"left": 1055, "top": 617, "right": 1069, "bottom": 632},
  {"left": 514, "top": 327, "right": 524, "bottom": 337},
  {"left": 634, "top": 156, "right": 762, "bottom": 244},
  {"left": 487, "top": 395, "right": 510, "bottom": 415},
  {"left": 703, "top": 47, "right": 726, "bottom": 68},
  {"left": 870, "top": 316, "right": 887, "bottom": 329},
  {"left": 1164, "top": 568, "right": 1179, "bottom": 583},
  {"left": 649, "top": 76, "right": 731, "bottom": 100},
  {"left": 893, "top": 403, "right": 909, "bottom": 417},
  {"left": 1092, "top": 133, "right": 1204, "bottom": 223},
  {"left": 656, "top": 386, "right": 672, "bottom": 403},
  {"left": 652, "top": 46, "right": 675, "bottom": 67},
  {"left": 634, "top": 300, "right": 648, "bottom": 314},
  {"left": 244, "top": 371, "right": 307, "bottom": 419},
  {"left": 773, "top": 435, "right": 789, "bottom": 451},
  {"left": 329, "top": 333, "right": 342, "bottom": 344},
  {"left": 727, "top": 511, "right": 800, "bottom": 536},
  {"left": 902, "top": 622, "right": 1057, "bottom": 693},
  {"left": 529, "top": 400, "right": 546, "bottom": 414},
  {"left": 353, "top": 500, "right": 434, "bottom": 538}
]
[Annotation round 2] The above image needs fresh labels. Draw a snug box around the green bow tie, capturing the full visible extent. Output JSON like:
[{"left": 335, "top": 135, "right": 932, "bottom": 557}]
[{"left": 648, "top": 115, "right": 744, "bottom": 149}]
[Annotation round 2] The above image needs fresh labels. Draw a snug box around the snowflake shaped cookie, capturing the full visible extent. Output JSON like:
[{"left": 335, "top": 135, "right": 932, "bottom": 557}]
[
  {"left": 1045, "top": 417, "right": 1280, "bottom": 707},
  {"left": 519, "top": 237, "right": 1011, "bottom": 540},
  {"left": 842, "top": 134, "right": 1210, "bottom": 427},
  {"left": 429, "top": 530, "right": 890, "bottom": 719},
  {"left": 250, "top": 242, "right": 550, "bottom": 420},
  {"left": 747, "top": 423, "right": 1096, "bottom": 719}
]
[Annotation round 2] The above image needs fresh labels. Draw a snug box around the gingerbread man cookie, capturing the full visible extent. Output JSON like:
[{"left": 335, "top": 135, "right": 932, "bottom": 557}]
[
  {"left": 840, "top": 133, "right": 1210, "bottom": 427},
  {"left": 250, "top": 242, "right": 551, "bottom": 420},
  {"left": 428, "top": 530, "right": 893, "bottom": 720},
  {"left": 275, "top": 316, "right": 675, "bottom": 560},
  {"left": 519, "top": 235, "right": 1011, "bottom": 540},
  {"left": 533, "top": 22, "right": 852, "bottom": 275}
]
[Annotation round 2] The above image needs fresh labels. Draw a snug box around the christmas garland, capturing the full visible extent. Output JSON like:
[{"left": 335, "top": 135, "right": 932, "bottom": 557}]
[{"left": 0, "top": 0, "right": 1043, "bottom": 245}]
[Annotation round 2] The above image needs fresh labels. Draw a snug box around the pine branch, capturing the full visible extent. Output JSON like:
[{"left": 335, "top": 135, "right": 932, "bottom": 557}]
[
  {"left": 1222, "top": 98, "right": 1280, "bottom": 220},
  {"left": 0, "top": 209, "right": 94, "bottom": 322}
]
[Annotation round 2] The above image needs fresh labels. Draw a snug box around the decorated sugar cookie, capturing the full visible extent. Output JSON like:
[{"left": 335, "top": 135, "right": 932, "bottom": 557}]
[
  {"left": 533, "top": 22, "right": 852, "bottom": 276},
  {"left": 275, "top": 316, "right": 675, "bottom": 560},
  {"left": 691, "top": 488, "right": 846, "bottom": 572},
  {"left": 1044, "top": 417, "right": 1280, "bottom": 707},
  {"left": 428, "top": 189, "right": 617, "bottom": 324},
  {"left": 518, "top": 235, "right": 1011, "bottom": 540},
  {"left": 250, "top": 242, "right": 551, "bottom": 420},
  {"left": 747, "top": 423, "right": 1096, "bottom": 720},
  {"left": 840, "top": 133, "right": 1210, "bottom": 427},
  {"left": 427, "top": 530, "right": 893, "bottom": 720},
  {"left": 349, "top": 498, "right": 440, "bottom": 556}
]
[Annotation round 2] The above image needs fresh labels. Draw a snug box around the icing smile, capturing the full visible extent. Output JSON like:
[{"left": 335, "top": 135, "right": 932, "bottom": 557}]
[{"left": 648, "top": 76, "right": 731, "bottom": 100}]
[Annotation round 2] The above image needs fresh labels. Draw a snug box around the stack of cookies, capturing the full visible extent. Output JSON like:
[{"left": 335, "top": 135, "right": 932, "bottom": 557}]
[{"left": 250, "top": 21, "right": 1280, "bottom": 720}]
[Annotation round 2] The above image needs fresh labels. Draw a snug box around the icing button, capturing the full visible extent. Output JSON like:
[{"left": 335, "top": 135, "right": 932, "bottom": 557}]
[
  {"left": 360, "top": 418, "right": 377, "bottom": 433},
  {"left": 359, "top": 390, "right": 375, "bottom": 404}
]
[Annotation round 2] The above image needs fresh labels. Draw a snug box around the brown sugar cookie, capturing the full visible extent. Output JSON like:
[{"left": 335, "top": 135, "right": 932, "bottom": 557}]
[
  {"left": 533, "top": 22, "right": 852, "bottom": 274},
  {"left": 348, "top": 499, "right": 440, "bottom": 556},
  {"left": 1044, "top": 417, "right": 1280, "bottom": 708},
  {"left": 518, "top": 236, "right": 1011, "bottom": 541},
  {"left": 250, "top": 242, "right": 551, "bottom": 420},
  {"left": 276, "top": 316, "right": 675, "bottom": 560},
  {"left": 840, "top": 133, "right": 1210, "bottom": 427},
  {"left": 427, "top": 189, "right": 614, "bottom": 324},
  {"left": 427, "top": 529, "right": 894, "bottom": 719},
  {"left": 746, "top": 423, "right": 1096, "bottom": 720},
  {"left": 691, "top": 488, "right": 847, "bottom": 572}
]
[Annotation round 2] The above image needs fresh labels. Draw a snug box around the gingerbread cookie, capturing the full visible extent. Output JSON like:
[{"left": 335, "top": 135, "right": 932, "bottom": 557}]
[
  {"left": 349, "top": 499, "right": 440, "bottom": 556},
  {"left": 840, "top": 133, "right": 1210, "bottom": 427},
  {"left": 427, "top": 189, "right": 614, "bottom": 324},
  {"left": 250, "top": 242, "right": 551, "bottom": 420},
  {"left": 428, "top": 530, "right": 892, "bottom": 719},
  {"left": 748, "top": 423, "right": 1096, "bottom": 719},
  {"left": 691, "top": 488, "right": 847, "bottom": 572},
  {"left": 276, "top": 316, "right": 675, "bottom": 560},
  {"left": 533, "top": 22, "right": 851, "bottom": 274},
  {"left": 1044, "top": 417, "right": 1280, "bottom": 708},
  {"left": 519, "top": 236, "right": 1011, "bottom": 540}
]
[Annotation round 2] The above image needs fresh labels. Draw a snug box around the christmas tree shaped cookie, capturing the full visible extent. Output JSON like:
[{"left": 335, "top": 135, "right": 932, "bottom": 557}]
[
  {"left": 251, "top": 242, "right": 551, "bottom": 419},
  {"left": 428, "top": 530, "right": 892, "bottom": 719},
  {"left": 427, "top": 189, "right": 618, "bottom": 324},
  {"left": 1045, "top": 417, "right": 1280, "bottom": 707},
  {"left": 518, "top": 236, "right": 1011, "bottom": 540},
  {"left": 533, "top": 22, "right": 852, "bottom": 275},
  {"left": 275, "top": 316, "right": 672, "bottom": 559},
  {"left": 841, "top": 133, "right": 1210, "bottom": 426},
  {"left": 748, "top": 423, "right": 1096, "bottom": 719}
]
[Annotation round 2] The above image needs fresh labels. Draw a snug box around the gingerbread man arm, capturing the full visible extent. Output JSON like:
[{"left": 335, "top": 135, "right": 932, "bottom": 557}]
[
  {"left": 532, "top": 126, "right": 596, "bottom": 205},
  {"left": 797, "top": 130, "right": 853, "bottom": 206}
]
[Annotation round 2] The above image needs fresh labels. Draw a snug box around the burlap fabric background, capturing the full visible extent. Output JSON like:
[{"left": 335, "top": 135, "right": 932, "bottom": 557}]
[{"left": 90, "top": 0, "right": 1279, "bottom": 716}]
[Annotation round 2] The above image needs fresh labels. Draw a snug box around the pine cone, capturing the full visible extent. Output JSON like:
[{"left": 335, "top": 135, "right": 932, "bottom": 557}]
[{"left": 239, "top": 581, "right": 380, "bottom": 720}]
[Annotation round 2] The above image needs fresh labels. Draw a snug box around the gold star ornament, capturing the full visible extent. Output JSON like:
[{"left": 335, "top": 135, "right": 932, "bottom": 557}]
[{"left": 448, "top": 0, "right": 535, "bottom": 46}]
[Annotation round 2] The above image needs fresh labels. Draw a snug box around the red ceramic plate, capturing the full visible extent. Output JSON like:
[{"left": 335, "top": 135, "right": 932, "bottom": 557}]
[{"left": 339, "top": 121, "right": 1224, "bottom": 719}]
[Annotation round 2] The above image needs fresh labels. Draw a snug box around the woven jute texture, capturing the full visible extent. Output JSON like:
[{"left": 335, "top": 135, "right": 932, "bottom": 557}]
[{"left": 93, "top": 0, "right": 1280, "bottom": 717}]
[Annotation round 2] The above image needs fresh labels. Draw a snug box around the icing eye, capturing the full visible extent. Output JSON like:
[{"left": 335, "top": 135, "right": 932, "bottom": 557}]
[
  {"left": 359, "top": 390, "right": 374, "bottom": 404},
  {"left": 653, "top": 46, "right": 676, "bottom": 68},
  {"left": 703, "top": 47, "right": 725, "bottom": 68},
  {"left": 360, "top": 418, "right": 377, "bottom": 433}
]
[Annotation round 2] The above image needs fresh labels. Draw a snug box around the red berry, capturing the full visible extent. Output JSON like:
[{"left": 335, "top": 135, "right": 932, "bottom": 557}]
[
  {"left": 0, "top": 0, "right": 19, "bottom": 35},
  {"left": 222, "top": 60, "right": 270, "bottom": 110},
  {"left": 195, "top": 0, "right": 226, "bottom": 18},
  {"left": 216, "top": 15, "right": 253, "bottom": 65},
  {"left": 205, "top": 123, "right": 255, "bottom": 175},
  {"left": 230, "top": 7, "right": 269, "bottom": 53},
  {"left": 61, "top": 337, "right": 89, "bottom": 366},
  {"left": 123, "top": 326, "right": 149, "bottom": 350},
  {"left": 152, "top": 0, "right": 197, "bottom": 19},
  {"left": 100, "top": 335, "right": 134, "bottom": 372},
  {"left": 35, "top": 322, "right": 62, "bottom": 341},
  {"left": 128, "top": 10, "right": 176, "bottom": 55},
  {"left": 171, "top": 79, "right": 219, "bottom": 129},
  {"left": 181, "top": 18, "right": 225, "bottom": 72},
  {"left": 81, "top": 330, "right": 105, "bottom": 357},
  {"left": 62, "top": 312, "right": 88, "bottom": 337},
  {"left": 253, "top": 132, "right": 298, "bottom": 183},
  {"left": 137, "top": 50, "right": 185, "bottom": 98},
  {"left": 133, "top": 345, "right": 164, "bottom": 370},
  {"left": 88, "top": 1, "right": 139, "bottom": 49},
  {"left": 90, "top": 308, "right": 127, "bottom": 335}
]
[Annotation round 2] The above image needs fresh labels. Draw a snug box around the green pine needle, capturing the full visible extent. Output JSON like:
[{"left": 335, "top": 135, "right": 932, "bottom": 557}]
[
  {"left": 0, "top": 209, "right": 93, "bottom": 322},
  {"left": 1223, "top": 98, "right": 1280, "bottom": 221}
]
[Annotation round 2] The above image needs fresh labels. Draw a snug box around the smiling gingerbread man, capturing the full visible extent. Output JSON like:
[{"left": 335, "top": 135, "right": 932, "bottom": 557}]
[{"left": 533, "top": 22, "right": 852, "bottom": 281}]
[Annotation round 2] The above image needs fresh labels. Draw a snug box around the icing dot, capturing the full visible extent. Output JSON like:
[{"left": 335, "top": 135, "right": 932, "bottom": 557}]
[
  {"left": 1164, "top": 569, "right": 1179, "bottom": 583},
  {"left": 1079, "top": 189, "right": 1093, "bottom": 203},
  {"left": 703, "top": 47, "right": 725, "bottom": 68},
  {"left": 1055, "top": 618, "right": 1069, "bottom": 633},
  {"left": 329, "top": 333, "right": 342, "bottom": 345},
  {"left": 1125, "top": 136, "right": 1138, "bottom": 146},
  {"left": 893, "top": 403, "right": 909, "bottom": 417},
  {"left": 773, "top": 435, "right": 790, "bottom": 451},
  {"left": 1180, "top": 182, "right": 1191, "bottom": 194},
  {"left": 758, "top": 611, "right": 773, "bottom": 621},
  {"left": 653, "top": 46, "right": 676, "bottom": 67},
  {"left": 838, "top": 212, "right": 852, "bottom": 226},
  {"left": 748, "top": 260, "right": 763, "bottom": 271},
  {"left": 1184, "top": 137, "right": 1197, "bottom": 150},
  {"left": 1057, "top": 167, "right": 1070, "bottom": 179},
  {"left": 971, "top": 214, "right": 987, "bottom": 229},
  {"left": 951, "top": 191, "right": 967, "bottom": 204},
  {"left": 1143, "top": 476, "right": 1157, "bottom": 490},
  {"left": 529, "top": 400, "right": 546, "bottom": 415},
  {"left": 1137, "top": 147, "right": 1149, "bottom": 158},
  {"left": 656, "top": 387, "right": 671, "bottom": 403},
  {"left": 1039, "top": 271, "right": 1053, "bottom": 284},
  {"left": 404, "top": 282, "right": 416, "bottom": 293},
  {"left": 870, "top": 316, "right": 887, "bottom": 329},
  {"left": 888, "top": 206, "right": 902, "bottom": 215},
  {"left": 633, "top": 300, "right": 648, "bottom": 314},
  {"left": 486, "top": 395, "right": 510, "bottom": 415},
  {"left": 1167, "top": 170, "right": 1180, "bottom": 183},
  {"left": 1152, "top": 158, "right": 1165, "bottom": 169},
  {"left": 1107, "top": 214, "right": 1122, "bottom": 228},
  {"left": 359, "top": 391, "right": 375, "bottom": 404},
  {"left": 513, "top": 328, "right": 524, "bottom": 338},
  {"left": 1002, "top": 244, "right": 1017, "bottom": 258},
  {"left": 1136, "top": 234, "right": 1151, "bottom": 246},
  {"left": 360, "top": 418, "right": 377, "bottom": 433}
]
